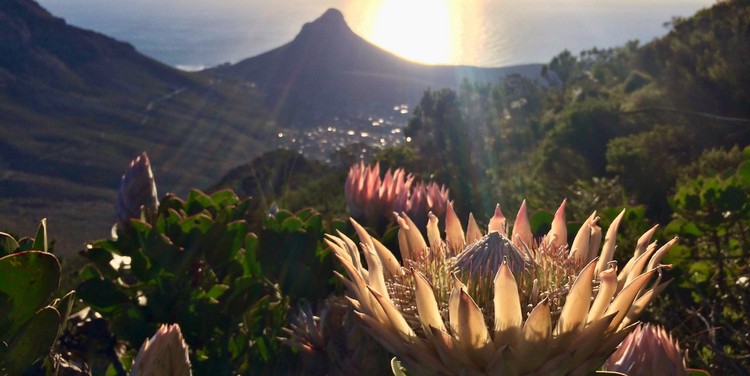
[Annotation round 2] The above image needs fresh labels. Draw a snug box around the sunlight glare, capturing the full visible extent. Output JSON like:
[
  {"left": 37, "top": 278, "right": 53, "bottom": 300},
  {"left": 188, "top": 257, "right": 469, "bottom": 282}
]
[{"left": 366, "top": 0, "right": 456, "bottom": 65}]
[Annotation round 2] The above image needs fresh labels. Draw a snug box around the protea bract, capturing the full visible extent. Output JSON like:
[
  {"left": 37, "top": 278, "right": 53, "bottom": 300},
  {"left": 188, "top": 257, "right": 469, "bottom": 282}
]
[
  {"left": 131, "top": 324, "right": 192, "bottom": 376},
  {"left": 115, "top": 152, "right": 158, "bottom": 227}
]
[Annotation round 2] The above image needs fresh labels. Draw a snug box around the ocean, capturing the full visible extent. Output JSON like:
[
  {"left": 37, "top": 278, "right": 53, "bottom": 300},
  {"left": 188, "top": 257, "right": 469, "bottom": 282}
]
[{"left": 36, "top": 0, "right": 713, "bottom": 70}]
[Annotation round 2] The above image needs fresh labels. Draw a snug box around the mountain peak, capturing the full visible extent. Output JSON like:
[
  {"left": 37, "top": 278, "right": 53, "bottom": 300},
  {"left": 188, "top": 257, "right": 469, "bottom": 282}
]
[{"left": 295, "top": 8, "right": 352, "bottom": 42}]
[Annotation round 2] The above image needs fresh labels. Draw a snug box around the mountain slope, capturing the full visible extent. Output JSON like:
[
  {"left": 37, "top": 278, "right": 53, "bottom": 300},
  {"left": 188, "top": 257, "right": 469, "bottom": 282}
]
[
  {"left": 211, "top": 9, "right": 543, "bottom": 126},
  {"left": 0, "top": 0, "right": 275, "bottom": 253}
]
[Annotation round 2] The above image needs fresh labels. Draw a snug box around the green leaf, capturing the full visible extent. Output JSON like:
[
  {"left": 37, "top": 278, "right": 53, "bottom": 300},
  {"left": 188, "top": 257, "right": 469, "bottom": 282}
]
[
  {"left": 32, "top": 219, "right": 48, "bottom": 253},
  {"left": 1, "top": 306, "right": 61, "bottom": 374},
  {"left": 0, "top": 251, "right": 60, "bottom": 339},
  {"left": 281, "top": 216, "right": 304, "bottom": 232},
  {"left": 210, "top": 189, "right": 239, "bottom": 207},
  {"left": 207, "top": 284, "right": 230, "bottom": 299},
  {"left": 0, "top": 232, "right": 19, "bottom": 256},
  {"left": 77, "top": 279, "right": 129, "bottom": 312},
  {"left": 187, "top": 189, "right": 216, "bottom": 214},
  {"left": 687, "top": 369, "right": 712, "bottom": 376}
]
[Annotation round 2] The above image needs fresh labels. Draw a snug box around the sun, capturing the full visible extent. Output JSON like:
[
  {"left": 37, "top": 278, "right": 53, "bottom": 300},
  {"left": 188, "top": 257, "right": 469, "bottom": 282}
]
[{"left": 352, "top": 0, "right": 459, "bottom": 65}]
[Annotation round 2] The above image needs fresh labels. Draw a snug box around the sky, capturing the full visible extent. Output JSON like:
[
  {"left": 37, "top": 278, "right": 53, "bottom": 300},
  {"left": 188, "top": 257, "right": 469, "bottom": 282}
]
[{"left": 37, "top": 0, "right": 715, "bottom": 68}]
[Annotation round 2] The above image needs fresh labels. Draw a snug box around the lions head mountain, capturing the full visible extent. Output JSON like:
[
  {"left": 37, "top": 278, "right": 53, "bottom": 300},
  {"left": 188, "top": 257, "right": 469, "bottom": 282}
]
[
  {"left": 210, "top": 8, "right": 543, "bottom": 126},
  {"left": 0, "top": 1, "right": 541, "bottom": 252}
]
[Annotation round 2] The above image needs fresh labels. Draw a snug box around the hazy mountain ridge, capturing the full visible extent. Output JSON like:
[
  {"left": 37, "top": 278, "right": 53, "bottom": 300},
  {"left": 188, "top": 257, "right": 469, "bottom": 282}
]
[{"left": 211, "top": 8, "right": 544, "bottom": 126}]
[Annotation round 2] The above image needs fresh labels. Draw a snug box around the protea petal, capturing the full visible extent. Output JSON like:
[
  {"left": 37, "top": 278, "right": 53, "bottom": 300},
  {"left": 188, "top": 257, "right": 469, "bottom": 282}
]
[
  {"left": 518, "top": 299, "right": 552, "bottom": 373},
  {"left": 456, "top": 288, "right": 494, "bottom": 365},
  {"left": 368, "top": 286, "right": 416, "bottom": 341},
  {"left": 646, "top": 237, "right": 678, "bottom": 273},
  {"left": 570, "top": 219, "right": 592, "bottom": 265},
  {"left": 622, "top": 279, "right": 672, "bottom": 328},
  {"left": 587, "top": 266, "right": 618, "bottom": 324},
  {"left": 511, "top": 200, "right": 532, "bottom": 248},
  {"left": 466, "top": 213, "right": 483, "bottom": 244},
  {"left": 446, "top": 202, "right": 465, "bottom": 255},
  {"left": 427, "top": 212, "right": 443, "bottom": 256},
  {"left": 493, "top": 261, "right": 522, "bottom": 349},
  {"left": 488, "top": 204, "right": 507, "bottom": 236},
  {"left": 586, "top": 216, "right": 602, "bottom": 263},
  {"left": 604, "top": 269, "right": 658, "bottom": 332},
  {"left": 449, "top": 274, "right": 467, "bottom": 335},
  {"left": 623, "top": 242, "right": 658, "bottom": 287},
  {"left": 412, "top": 269, "right": 447, "bottom": 335},
  {"left": 596, "top": 209, "right": 626, "bottom": 274},
  {"left": 430, "top": 326, "right": 481, "bottom": 374},
  {"left": 554, "top": 259, "right": 597, "bottom": 340},
  {"left": 546, "top": 199, "right": 567, "bottom": 250}
]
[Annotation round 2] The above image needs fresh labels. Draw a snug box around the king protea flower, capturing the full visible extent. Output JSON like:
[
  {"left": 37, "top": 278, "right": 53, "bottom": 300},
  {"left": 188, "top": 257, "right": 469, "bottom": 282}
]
[
  {"left": 115, "top": 152, "right": 159, "bottom": 226},
  {"left": 345, "top": 162, "right": 449, "bottom": 230},
  {"left": 131, "top": 324, "right": 192, "bottom": 376},
  {"left": 326, "top": 200, "right": 675, "bottom": 375},
  {"left": 603, "top": 323, "right": 687, "bottom": 375}
]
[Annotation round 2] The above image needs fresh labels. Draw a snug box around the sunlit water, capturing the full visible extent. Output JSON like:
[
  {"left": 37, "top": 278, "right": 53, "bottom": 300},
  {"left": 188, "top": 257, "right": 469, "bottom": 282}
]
[{"left": 37, "top": 0, "right": 713, "bottom": 70}]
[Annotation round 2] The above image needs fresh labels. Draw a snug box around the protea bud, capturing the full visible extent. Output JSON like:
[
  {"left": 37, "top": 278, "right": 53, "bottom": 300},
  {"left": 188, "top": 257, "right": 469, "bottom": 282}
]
[
  {"left": 344, "top": 161, "right": 449, "bottom": 231},
  {"left": 282, "top": 297, "right": 391, "bottom": 375},
  {"left": 603, "top": 323, "right": 687, "bottom": 375},
  {"left": 115, "top": 152, "right": 158, "bottom": 227},
  {"left": 326, "top": 200, "right": 677, "bottom": 375},
  {"left": 131, "top": 324, "right": 192, "bottom": 376}
]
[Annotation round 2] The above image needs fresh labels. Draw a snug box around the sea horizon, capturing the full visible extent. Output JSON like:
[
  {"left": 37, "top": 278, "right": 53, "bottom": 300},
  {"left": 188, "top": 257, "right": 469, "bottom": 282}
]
[{"left": 37, "top": 0, "right": 714, "bottom": 71}]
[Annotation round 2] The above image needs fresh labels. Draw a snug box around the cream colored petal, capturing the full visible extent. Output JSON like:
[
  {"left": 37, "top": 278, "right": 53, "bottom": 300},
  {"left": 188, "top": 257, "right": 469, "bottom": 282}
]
[
  {"left": 587, "top": 266, "right": 617, "bottom": 324},
  {"left": 412, "top": 269, "right": 447, "bottom": 335},
  {"left": 554, "top": 258, "right": 597, "bottom": 339},
  {"left": 336, "top": 229, "right": 363, "bottom": 272},
  {"left": 396, "top": 213, "right": 413, "bottom": 261},
  {"left": 634, "top": 225, "right": 659, "bottom": 258},
  {"left": 623, "top": 242, "right": 658, "bottom": 287},
  {"left": 604, "top": 269, "right": 657, "bottom": 332},
  {"left": 334, "top": 257, "right": 386, "bottom": 324},
  {"left": 446, "top": 201, "right": 466, "bottom": 255},
  {"left": 449, "top": 274, "right": 467, "bottom": 335},
  {"left": 427, "top": 212, "right": 443, "bottom": 257},
  {"left": 547, "top": 199, "right": 568, "bottom": 250},
  {"left": 596, "top": 208, "right": 625, "bottom": 275},
  {"left": 466, "top": 212, "right": 483, "bottom": 244},
  {"left": 518, "top": 299, "right": 552, "bottom": 373},
  {"left": 565, "top": 313, "right": 617, "bottom": 370},
  {"left": 493, "top": 261, "right": 522, "bottom": 349},
  {"left": 621, "top": 279, "right": 672, "bottom": 328},
  {"left": 353, "top": 310, "right": 408, "bottom": 356},
  {"left": 368, "top": 286, "right": 416, "bottom": 341},
  {"left": 570, "top": 220, "right": 591, "bottom": 265},
  {"left": 488, "top": 204, "right": 507, "bottom": 236},
  {"left": 371, "top": 236, "right": 403, "bottom": 277},
  {"left": 350, "top": 218, "right": 374, "bottom": 249},
  {"left": 402, "top": 212, "right": 428, "bottom": 259},
  {"left": 325, "top": 237, "right": 350, "bottom": 265},
  {"left": 586, "top": 217, "right": 602, "bottom": 264},
  {"left": 511, "top": 200, "right": 533, "bottom": 249},
  {"left": 361, "top": 242, "right": 389, "bottom": 300},
  {"left": 646, "top": 237, "right": 678, "bottom": 273},
  {"left": 429, "top": 326, "right": 482, "bottom": 374},
  {"left": 457, "top": 288, "right": 494, "bottom": 366}
]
